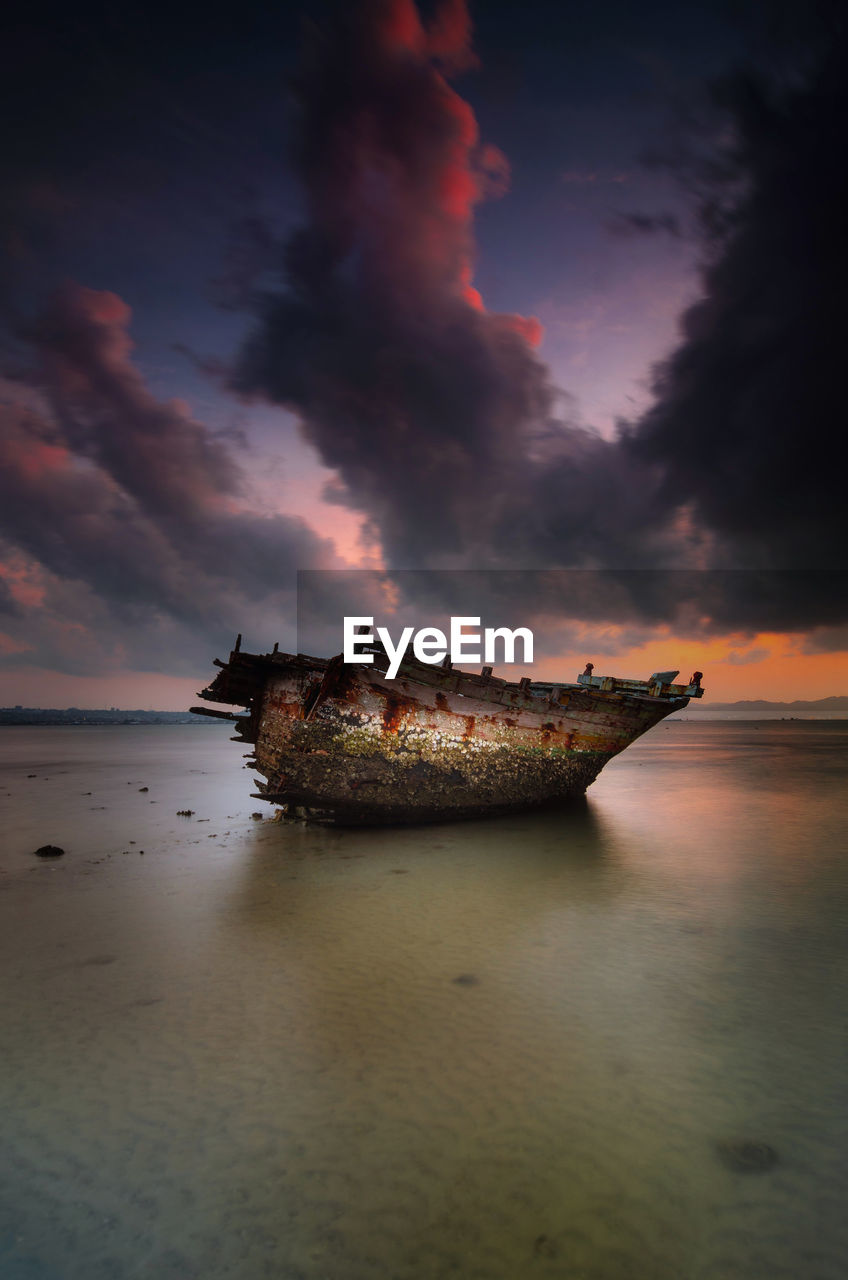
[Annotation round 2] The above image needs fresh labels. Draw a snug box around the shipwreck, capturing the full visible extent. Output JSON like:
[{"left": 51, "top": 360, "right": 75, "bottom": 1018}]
[{"left": 194, "top": 637, "right": 704, "bottom": 824}]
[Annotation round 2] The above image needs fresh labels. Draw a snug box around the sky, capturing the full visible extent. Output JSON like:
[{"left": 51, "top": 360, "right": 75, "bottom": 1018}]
[{"left": 1, "top": 0, "right": 846, "bottom": 708}]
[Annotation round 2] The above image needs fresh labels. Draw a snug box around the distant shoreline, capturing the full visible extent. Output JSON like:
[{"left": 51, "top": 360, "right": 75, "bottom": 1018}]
[{"left": 0, "top": 710, "right": 225, "bottom": 727}]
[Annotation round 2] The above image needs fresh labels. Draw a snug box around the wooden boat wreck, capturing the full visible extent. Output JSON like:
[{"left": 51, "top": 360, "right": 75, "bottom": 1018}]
[{"left": 193, "top": 639, "right": 704, "bottom": 824}]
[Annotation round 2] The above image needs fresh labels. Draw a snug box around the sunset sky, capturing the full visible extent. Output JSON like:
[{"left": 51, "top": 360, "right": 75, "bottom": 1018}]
[{"left": 1, "top": 0, "right": 845, "bottom": 708}]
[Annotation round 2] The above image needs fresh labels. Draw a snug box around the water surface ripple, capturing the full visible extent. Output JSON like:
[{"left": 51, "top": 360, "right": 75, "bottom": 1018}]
[{"left": 1, "top": 722, "right": 846, "bottom": 1279}]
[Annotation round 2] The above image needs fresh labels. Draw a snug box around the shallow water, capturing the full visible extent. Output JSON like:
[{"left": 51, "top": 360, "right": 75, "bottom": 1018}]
[{"left": 1, "top": 721, "right": 847, "bottom": 1279}]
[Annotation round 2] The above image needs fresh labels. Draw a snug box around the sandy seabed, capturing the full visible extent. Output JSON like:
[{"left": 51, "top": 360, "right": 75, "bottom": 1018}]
[{"left": 2, "top": 722, "right": 847, "bottom": 1279}]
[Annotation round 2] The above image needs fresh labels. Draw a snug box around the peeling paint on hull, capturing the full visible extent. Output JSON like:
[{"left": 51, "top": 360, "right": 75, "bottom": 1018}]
[{"left": 195, "top": 646, "right": 700, "bottom": 825}]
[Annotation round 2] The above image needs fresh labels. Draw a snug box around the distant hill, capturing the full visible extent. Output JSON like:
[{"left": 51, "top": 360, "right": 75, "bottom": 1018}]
[
  {"left": 0, "top": 708, "right": 228, "bottom": 726},
  {"left": 694, "top": 695, "right": 848, "bottom": 711},
  {"left": 681, "top": 695, "right": 848, "bottom": 717}
]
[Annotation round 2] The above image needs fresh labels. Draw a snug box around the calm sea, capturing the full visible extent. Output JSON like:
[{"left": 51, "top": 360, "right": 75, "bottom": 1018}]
[{"left": 1, "top": 721, "right": 847, "bottom": 1280}]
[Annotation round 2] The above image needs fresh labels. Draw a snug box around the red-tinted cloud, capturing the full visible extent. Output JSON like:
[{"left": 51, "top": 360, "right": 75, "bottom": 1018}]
[
  {"left": 236, "top": 0, "right": 656, "bottom": 571},
  {"left": 32, "top": 285, "right": 237, "bottom": 521},
  {"left": 0, "top": 286, "right": 336, "bottom": 674}
]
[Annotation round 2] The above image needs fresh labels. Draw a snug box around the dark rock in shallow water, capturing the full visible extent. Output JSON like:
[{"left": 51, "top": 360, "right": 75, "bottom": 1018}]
[
  {"left": 716, "top": 1140, "right": 779, "bottom": 1173},
  {"left": 34, "top": 845, "right": 65, "bottom": 858}
]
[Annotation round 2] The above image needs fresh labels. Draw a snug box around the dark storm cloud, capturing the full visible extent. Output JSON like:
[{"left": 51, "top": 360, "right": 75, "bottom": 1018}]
[
  {"left": 234, "top": 0, "right": 668, "bottom": 572},
  {"left": 626, "top": 46, "right": 848, "bottom": 572},
  {"left": 235, "top": 0, "right": 846, "bottom": 637},
  {"left": 30, "top": 287, "right": 238, "bottom": 521},
  {"left": 0, "top": 284, "right": 335, "bottom": 673}
]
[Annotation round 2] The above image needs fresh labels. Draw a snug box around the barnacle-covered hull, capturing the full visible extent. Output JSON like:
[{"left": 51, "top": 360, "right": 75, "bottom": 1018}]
[{"left": 194, "top": 644, "right": 702, "bottom": 824}]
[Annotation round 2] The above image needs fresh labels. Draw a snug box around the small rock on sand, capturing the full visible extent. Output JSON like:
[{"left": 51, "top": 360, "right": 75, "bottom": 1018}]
[{"left": 34, "top": 845, "right": 65, "bottom": 858}]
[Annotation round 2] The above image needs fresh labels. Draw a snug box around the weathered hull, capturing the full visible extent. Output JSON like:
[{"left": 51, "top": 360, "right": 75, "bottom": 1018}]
[{"left": 196, "top": 646, "right": 695, "bottom": 824}]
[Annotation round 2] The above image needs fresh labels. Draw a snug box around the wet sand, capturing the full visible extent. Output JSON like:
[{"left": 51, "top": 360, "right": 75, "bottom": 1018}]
[{"left": 2, "top": 722, "right": 847, "bottom": 1278}]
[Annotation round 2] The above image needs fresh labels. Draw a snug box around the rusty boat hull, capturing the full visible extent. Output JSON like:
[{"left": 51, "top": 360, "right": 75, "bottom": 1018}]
[{"left": 194, "top": 643, "right": 703, "bottom": 824}]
